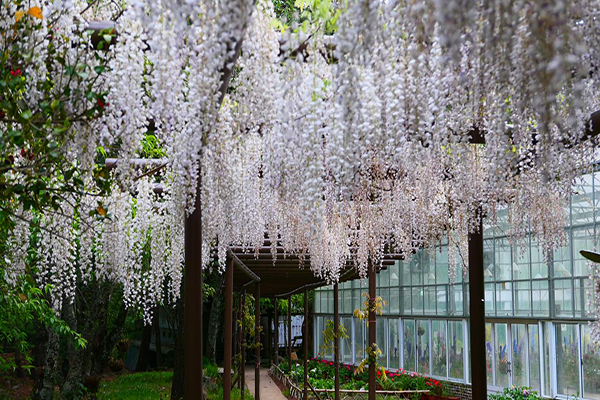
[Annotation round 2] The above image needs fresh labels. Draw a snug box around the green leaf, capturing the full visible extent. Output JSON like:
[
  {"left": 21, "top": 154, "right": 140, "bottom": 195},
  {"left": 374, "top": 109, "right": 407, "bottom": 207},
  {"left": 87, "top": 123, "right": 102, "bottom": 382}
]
[
  {"left": 21, "top": 110, "right": 32, "bottom": 120},
  {"left": 51, "top": 99, "right": 60, "bottom": 110}
]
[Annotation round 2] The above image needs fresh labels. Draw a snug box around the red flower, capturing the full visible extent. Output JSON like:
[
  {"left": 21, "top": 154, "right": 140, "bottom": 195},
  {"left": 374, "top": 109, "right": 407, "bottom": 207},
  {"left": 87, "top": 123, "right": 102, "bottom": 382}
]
[
  {"left": 10, "top": 69, "right": 22, "bottom": 77},
  {"left": 97, "top": 98, "right": 105, "bottom": 108}
]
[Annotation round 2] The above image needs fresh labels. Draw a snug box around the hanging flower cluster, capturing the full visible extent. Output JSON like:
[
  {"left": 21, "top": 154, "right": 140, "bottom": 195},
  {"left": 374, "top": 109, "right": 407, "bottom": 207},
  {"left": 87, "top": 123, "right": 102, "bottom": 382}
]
[{"left": 3, "top": 0, "right": 600, "bottom": 326}]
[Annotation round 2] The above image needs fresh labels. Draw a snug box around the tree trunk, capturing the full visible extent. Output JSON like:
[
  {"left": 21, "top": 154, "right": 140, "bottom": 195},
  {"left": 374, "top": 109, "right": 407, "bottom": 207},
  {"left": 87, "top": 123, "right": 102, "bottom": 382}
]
[
  {"left": 136, "top": 322, "right": 153, "bottom": 372},
  {"left": 206, "top": 275, "right": 224, "bottom": 363},
  {"left": 171, "top": 297, "right": 185, "bottom": 400},
  {"left": 30, "top": 322, "right": 48, "bottom": 400},
  {"left": 154, "top": 306, "right": 163, "bottom": 368},
  {"left": 39, "top": 328, "right": 61, "bottom": 400}
]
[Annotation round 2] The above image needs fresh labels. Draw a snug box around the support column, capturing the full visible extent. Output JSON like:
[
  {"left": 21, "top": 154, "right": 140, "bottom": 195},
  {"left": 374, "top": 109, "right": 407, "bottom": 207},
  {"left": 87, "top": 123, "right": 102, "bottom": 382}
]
[
  {"left": 274, "top": 298, "right": 279, "bottom": 366},
  {"left": 255, "top": 283, "right": 261, "bottom": 400},
  {"left": 184, "top": 184, "right": 203, "bottom": 399},
  {"left": 368, "top": 262, "right": 376, "bottom": 400},
  {"left": 469, "top": 216, "right": 487, "bottom": 399},
  {"left": 303, "top": 289, "right": 309, "bottom": 400},
  {"left": 334, "top": 283, "right": 340, "bottom": 400},
  {"left": 241, "top": 291, "right": 246, "bottom": 398},
  {"left": 288, "top": 296, "right": 292, "bottom": 369},
  {"left": 223, "top": 259, "right": 234, "bottom": 400}
]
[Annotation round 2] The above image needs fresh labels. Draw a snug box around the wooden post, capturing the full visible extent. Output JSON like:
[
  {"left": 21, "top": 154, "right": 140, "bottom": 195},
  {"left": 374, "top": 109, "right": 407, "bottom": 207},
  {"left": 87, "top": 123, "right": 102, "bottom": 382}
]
[
  {"left": 469, "top": 215, "right": 487, "bottom": 399},
  {"left": 274, "top": 298, "right": 279, "bottom": 366},
  {"left": 334, "top": 283, "right": 340, "bottom": 400},
  {"left": 288, "top": 296, "right": 292, "bottom": 370},
  {"left": 184, "top": 185, "right": 203, "bottom": 399},
  {"left": 224, "top": 258, "right": 234, "bottom": 400},
  {"left": 368, "top": 262, "right": 376, "bottom": 400},
  {"left": 241, "top": 290, "right": 246, "bottom": 398},
  {"left": 255, "top": 282, "right": 261, "bottom": 400},
  {"left": 303, "top": 289, "right": 309, "bottom": 400}
]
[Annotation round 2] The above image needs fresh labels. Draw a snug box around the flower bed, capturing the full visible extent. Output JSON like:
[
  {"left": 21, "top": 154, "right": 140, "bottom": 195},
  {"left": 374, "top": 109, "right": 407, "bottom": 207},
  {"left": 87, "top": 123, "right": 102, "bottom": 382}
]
[{"left": 279, "top": 357, "right": 454, "bottom": 398}]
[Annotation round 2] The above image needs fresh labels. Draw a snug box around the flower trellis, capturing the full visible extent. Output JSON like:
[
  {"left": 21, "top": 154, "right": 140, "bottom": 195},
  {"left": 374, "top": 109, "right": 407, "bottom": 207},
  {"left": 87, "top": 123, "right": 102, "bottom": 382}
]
[{"left": 3, "top": 0, "right": 600, "bottom": 335}]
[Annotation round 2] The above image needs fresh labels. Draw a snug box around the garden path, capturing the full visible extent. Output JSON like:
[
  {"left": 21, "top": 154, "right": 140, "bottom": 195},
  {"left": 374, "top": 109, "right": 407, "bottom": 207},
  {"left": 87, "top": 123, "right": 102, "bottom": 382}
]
[{"left": 244, "top": 366, "right": 287, "bottom": 400}]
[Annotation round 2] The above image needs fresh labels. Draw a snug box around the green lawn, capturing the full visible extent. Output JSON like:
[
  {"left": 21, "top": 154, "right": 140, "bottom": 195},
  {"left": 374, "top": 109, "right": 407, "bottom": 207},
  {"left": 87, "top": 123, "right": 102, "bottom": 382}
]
[
  {"left": 95, "top": 371, "right": 253, "bottom": 400},
  {"left": 96, "top": 371, "right": 172, "bottom": 400}
]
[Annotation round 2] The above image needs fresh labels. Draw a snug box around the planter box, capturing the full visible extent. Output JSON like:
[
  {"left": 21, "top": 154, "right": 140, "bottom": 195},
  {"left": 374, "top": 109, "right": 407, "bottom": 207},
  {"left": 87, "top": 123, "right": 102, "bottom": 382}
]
[{"left": 422, "top": 395, "right": 460, "bottom": 400}]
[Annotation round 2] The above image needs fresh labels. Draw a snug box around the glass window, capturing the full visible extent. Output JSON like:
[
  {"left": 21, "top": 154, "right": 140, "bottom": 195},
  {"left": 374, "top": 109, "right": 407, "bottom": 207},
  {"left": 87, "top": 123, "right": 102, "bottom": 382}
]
[
  {"left": 528, "top": 324, "right": 541, "bottom": 393},
  {"left": 389, "top": 319, "right": 400, "bottom": 369},
  {"left": 495, "top": 282, "right": 512, "bottom": 316},
  {"left": 380, "top": 288, "right": 390, "bottom": 315},
  {"left": 390, "top": 287, "right": 400, "bottom": 314},
  {"left": 511, "top": 324, "right": 527, "bottom": 387},
  {"left": 486, "top": 323, "right": 493, "bottom": 385},
  {"left": 531, "top": 238, "right": 549, "bottom": 279},
  {"left": 432, "top": 320, "right": 447, "bottom": 377},
  {"left": 341, "top": 317, "right": 353, "bottom": 364},
  {"left": 412, "top": 287, "right": 423, "bottom": 314},
  {"left": 484, "top": 239, "right": 495, "bottom": 282},
  {"left": 532, "top": 280, "right": 550, "bottom": 317},
  {"left": 354, "top": 319, "right": 365, "bottom": 362},
  {"left": 400, "top": 260, "right": 411, "bottom": 286},
  {"left": 316, "top": 316, "right": 324, "bottom": 355},
  {"left": 514, "top": 281, "right": 531, "bottom": 316},
  {"left": 553, "top": 243, "right": 572, "bottom": 278},
  {"left": 424, "top": 287, "right": 436, "bottom": 315},
  {"left": 401, "top": 287, "right": 412, "bottom": 315},
  {"left": 315, "top": 291, "right": 321, "bottom": 313},
  {"left": 572, "top": 173, "right": 594, "bottom": 225},
  {"left": 435, "top": 247, "right": 450, "bottom": 285},
  {"left": 513, "top": 242, "right": 531, "bottom": 280},
  {"left": 582, "top": 324, "right": 600, "bottom": 398},
  {"left": 390, "top": 261, "right": 400, "bottom": 287},
  {"left": 573, "top": 226, "right": 595, "bottom": 277},
  {"left": 485, "top": 283, "right": 495, "bottom": 315},
  {"left": 378, "top": 266, "right": 390, "bottom": 288},
  {"left": 495, "top": 238, "right": 512, "bottom": 281},
  {"left": 403, "top": 320, "right": 416, "bottom": 372},
  {"left": 554, "top": 278, "right": 574, "bottom": 317},
  {"left": 556, "top": 324, "right": 580, "bottom": 396},
  {"left": 376, "top": 319, "right": 387, "bottom": 366},
  {"left": 543, "top": 323, "right": 551, "bottom": 396},
  {"left": 449, "top": 284, "right": 463, "bottom": 316},
  {"left": 436, "top": 286, "right": 447, "bottom": 316},
  {"left": 448, "top": 321, "right": 464, "bottom": 380},
  {"left": 495, "top": 323, "right": 510, "bottom": 387},
  {"left": 417, "top": 320, "right": 430, "bottom": 375}
]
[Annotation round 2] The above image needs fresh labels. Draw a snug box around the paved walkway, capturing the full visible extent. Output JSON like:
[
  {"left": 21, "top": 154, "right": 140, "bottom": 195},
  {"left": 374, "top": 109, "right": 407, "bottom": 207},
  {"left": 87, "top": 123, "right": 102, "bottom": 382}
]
[{"left": 244, "top": 366, "right": 287, "bottom": 400}]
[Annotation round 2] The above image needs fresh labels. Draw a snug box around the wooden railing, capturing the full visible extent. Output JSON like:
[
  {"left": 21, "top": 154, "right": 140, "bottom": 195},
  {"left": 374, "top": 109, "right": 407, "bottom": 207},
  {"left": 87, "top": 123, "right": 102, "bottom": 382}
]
[{"left": 269, "top": 364, "right": 430, "bottom": 400}]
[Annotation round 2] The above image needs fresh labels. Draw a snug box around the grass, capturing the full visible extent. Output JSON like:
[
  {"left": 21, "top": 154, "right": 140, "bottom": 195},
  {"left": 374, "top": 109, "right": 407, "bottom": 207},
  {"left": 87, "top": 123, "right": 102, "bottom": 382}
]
[
  {"left": 95, "top": 370, "right": 254, "bottom": 400},
  {"left": 96, "top": 371, "right": 172, "bottom": 400},
  {"left": 205, "top": 387, "right": 254, "bottom": 400}
]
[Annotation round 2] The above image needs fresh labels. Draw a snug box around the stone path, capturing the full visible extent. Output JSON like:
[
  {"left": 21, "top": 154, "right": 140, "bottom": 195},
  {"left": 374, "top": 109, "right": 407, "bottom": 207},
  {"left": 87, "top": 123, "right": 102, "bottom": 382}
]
[{"left": 244, "top": 366, "right": 287, "bottom": 400}]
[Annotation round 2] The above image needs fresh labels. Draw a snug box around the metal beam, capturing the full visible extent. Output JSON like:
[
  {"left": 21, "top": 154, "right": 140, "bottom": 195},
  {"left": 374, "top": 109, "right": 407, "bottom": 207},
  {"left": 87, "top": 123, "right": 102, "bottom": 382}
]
[
  {"left": 288, "top": 296, "right": 292, "bottom": 370},
  {"left": 255, "top": 282, "right": 261, "bottom": 400},
  {"left": 274, "top": 298, "right": 279, "bottom": 366},
  {"left": 241, "top": 290, "right": 246, "bottom": 398},
  {"left": 224, "top": 258, "right": 233, "bottom": 400},
  {"left": 333, "top": 283, "right": 340, "bottom": 400},
  {"left": 229, "top": 249, "right": 261, "bottom": 282},
  {"left": 303, "top": 289, "right": 309, "bottom": 400},
  {"left": 368, "top": 262, "right": 376, "bottom": 400}
]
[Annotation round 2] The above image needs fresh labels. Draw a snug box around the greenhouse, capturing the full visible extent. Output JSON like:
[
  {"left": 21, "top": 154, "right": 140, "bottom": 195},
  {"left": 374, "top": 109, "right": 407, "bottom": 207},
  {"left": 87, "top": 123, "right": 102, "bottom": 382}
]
[{"left": 314, "top": 168, "right": 600, "bottom": 399}]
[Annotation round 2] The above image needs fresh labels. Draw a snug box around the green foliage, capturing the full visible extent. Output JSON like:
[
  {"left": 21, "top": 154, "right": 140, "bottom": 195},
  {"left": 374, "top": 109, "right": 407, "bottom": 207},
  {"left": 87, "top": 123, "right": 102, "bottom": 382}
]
[
  {"left": 96, "top": 371, "right": 173, "bottom": 400},
  {"left": 271, "top": 0, "right": 341, "bottom": 35},
  {"left": 319, "top": 319, "right": 348, "bottom": 355},
  {"left": 0, "top": 2, "right": 115, "bottom": 222},
  {"left": 488, "top": 386, "right": 541, "bottom": 400},
  {"left": 0, "top": 280, "right": 86, "bottom": 374},
  {"left": 260, "top": 291, "right": 313, "bottom": 315}
]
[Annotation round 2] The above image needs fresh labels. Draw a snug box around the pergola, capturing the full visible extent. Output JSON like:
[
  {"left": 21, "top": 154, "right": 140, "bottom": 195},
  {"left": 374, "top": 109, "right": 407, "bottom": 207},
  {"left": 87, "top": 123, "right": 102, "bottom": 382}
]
[
  {"left": 90, "top": 15, "right": 600, "bottom": 400},
  {"left": 217, "top": 241, "right": 400, "bottom": 400}
]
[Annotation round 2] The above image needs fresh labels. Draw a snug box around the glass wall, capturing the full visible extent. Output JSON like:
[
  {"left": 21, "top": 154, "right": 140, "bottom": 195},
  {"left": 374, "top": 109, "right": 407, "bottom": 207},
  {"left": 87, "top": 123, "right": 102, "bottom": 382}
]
[{"left": 313, "top": 170, "right": 600, "bottom": 398}]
